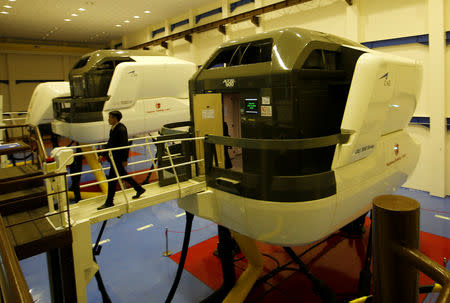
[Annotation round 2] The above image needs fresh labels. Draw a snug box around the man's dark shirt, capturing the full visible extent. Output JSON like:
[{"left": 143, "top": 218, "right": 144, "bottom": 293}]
[{"left": 104, "top": 122, "right": 130, "bottom": 162}]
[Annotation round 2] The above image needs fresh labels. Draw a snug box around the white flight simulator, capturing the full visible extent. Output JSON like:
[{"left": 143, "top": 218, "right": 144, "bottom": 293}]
[{"left": 171, "top": 27, "right": 422, "bottom": 303}]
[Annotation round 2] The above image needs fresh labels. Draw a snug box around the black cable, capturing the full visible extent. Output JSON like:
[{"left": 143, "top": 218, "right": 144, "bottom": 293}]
[
  {"left": 92, "top": 221, "right": 112, "bottom": 303},
  {"left": 262, "top": 253, "right": 281, "bottom": 268},
  {"left": 93, "top": 255, "right": 112, "bottom": 303},
  {"left": 246, "top": 233, "right": 344, "bottom": 303},
  {"left": 165, "top": 212, "right": 194, "bottom": 303},
  {"left": 233, "top": 256, "right": 245, "bottom": 262},
  {"left": 256, "top": 232, "right": 340, "bottom": 285},
  {"left": 93, "top": 221, "right": 108, "bottom": 255}
]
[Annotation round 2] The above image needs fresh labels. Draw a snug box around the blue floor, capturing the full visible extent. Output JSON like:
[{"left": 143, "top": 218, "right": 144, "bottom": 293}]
[
  {"left": 19, "top": 187, "right": 449, "bottom": 303},
  {"left": 21, "top": 200, "right": 218, "bottom": 303},
  {"left": 395, "top": 188, "right": 449, "bottom": 239}
]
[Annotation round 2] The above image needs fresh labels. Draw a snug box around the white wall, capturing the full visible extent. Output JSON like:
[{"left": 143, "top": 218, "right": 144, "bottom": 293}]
[
  {"left": 118, "top": 0, "right": 447, "bottom": 196},
  {"left": 359, "top": 0, "right": 428, "bottom": 41},
  {"left": 0, "top": 51, "right": 83, "bottom": 112}
]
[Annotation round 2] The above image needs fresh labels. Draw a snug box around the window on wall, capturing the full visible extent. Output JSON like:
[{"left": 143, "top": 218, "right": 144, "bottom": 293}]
[{"left": 206, "top": 38, "right": 273, "bottom": 69}]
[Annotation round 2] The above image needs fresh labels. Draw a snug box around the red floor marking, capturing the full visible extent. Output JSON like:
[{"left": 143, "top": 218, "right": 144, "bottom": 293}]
[{"left": 170, "top": 218, "right": 449, "bottom": 302}]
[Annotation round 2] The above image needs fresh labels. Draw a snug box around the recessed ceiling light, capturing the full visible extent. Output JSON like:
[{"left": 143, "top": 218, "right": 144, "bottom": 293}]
[
  {"left": 8, "top": 0, "right": 15, "bottom": 2},
  {"left": 0, "top": 11, "right": 9, "bottom": 14},
  {"left": 78, "top": 8, "right": 86, "bottom": 11},
  {"left": 144, "top": 10, "right": 150, "bottom": 14},
  {"left": 4, "top": 5, "right": 12, "bottom": 8},
  {"left": 133, "top": 16, "right": 140, "bottom": 19},
  {"left": 64, "top": 18, "right": 72, "bottom": 21},
  {"left": 124, "top": 20, "right": 130, "bottom": 23},
  {"left": 115, "top": 24, "right": 122, "bottom": 27},
  {"left": 71, "top": 13, "right": 78, "bottom": 16}
]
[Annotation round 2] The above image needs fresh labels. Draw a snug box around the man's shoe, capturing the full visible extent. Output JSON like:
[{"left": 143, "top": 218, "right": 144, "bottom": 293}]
[
  {"left": 97, "top": 203, "right": 114, "bottom": 210},
  {"left": 132, "top": 187, "right": 146, "bottom": 199}
]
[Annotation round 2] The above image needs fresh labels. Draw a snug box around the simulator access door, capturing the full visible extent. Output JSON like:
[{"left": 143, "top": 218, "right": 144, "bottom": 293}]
[{"left": 193, "top": 93, "right": 224, "bottom": 173}]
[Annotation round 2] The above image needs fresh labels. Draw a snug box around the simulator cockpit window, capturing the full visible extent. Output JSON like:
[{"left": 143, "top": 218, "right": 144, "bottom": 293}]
[
  {"left": 302, "top": 49, "right": 338, "bottom": 70},
  {"left": 206, "top": 39, "right": 273, "bottom": 69},
  {"left": 240, "top": 39, "right": 272, "bottom": 65},
  {"left": 73, "top": 57, "right": 90, "bottom": 69},
  {"left": 207, "top": 46, "right": 236, "bottom": 69},
  {"left": 97, "top": 60, "right": 114, "bottom": 71}
]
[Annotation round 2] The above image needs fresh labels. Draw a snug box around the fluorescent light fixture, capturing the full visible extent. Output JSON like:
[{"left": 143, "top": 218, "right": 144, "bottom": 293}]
[
  {"left": 78, "top": 8, "right": 86, "bottom": 11},
  {"left": 124, "top": 20, "right": 130, "bottom": 23},
  {"left": 4, "top": 5, "right": 12, "bottom": 8},
  {"left": 8, "top": 0, "right": 15, "bottom": 2},
  {"left": 71, "top": 13, "right": 78, "bottom": 16},
  {"left": 144, "top": 10, "right": 150, "bottom": 13},
  {"left": 1, "top": 11, "right": 9, "bottom": 14},
  {"left": 133, "top": 15, "right": 140, "bottom": 19},
  {"left": 115, "top": 24, "right": 122, "bottom": 27},
  {"left": 64, "top": 18, "right": 72, "bottom": 21}
]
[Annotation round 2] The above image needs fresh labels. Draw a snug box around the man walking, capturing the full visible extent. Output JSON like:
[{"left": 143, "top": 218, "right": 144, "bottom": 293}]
[{"left": 97, "top": 110, "right": 145, "bottom": 210}]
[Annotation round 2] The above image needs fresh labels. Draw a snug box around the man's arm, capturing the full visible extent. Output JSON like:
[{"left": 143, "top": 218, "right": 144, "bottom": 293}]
[{"left": 117, "top": 124, "right": 130, "bottom": 163}]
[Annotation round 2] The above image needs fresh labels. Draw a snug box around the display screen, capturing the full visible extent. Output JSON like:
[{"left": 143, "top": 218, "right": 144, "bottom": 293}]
[{"left": 245, "top": 98, "right": 258, "bottom": 114}]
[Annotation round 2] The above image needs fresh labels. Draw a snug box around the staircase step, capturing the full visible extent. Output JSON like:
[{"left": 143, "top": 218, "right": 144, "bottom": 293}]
[
  {"left": 0, "top": 165, "right": 43, "bottom": 195},
  {"left": 0, "top": 186, "right": 48, "bottom": 216}
]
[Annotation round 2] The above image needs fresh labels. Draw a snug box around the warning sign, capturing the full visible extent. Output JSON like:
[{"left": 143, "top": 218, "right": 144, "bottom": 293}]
[
  {"left": 202, "top": 109, "right": 215, "bottom": 119},
  {"left": 261, "top": 105, "right": 272, "bottom": 117}
]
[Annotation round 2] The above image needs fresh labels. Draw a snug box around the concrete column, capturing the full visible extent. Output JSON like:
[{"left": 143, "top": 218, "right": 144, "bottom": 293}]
[
  {"left": 164, "top": 20, "right": 174, "bottom": 56},
  {"left": 222, "top": 0, "right": 230, "bottom": 42},
  {"left": 188, "top": 9, "right": 198, "bottom": 65},
  {"left": 122, "top": 36, "right": 129, "bottom": 50},
  {"left": 255, "top": 0, "right": 264, "bottom": 34},
  {"left": 428, "top": 0, "right": 446, "bottom": 197},
  {"left": 62, "top": 56, "right": 71, "bottom": 81},
  {"left": 345, "top": 0, "right": 359, "bottom": 41}
]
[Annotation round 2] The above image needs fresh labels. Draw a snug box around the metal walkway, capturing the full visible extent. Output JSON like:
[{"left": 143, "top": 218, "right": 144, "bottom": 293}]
[{"left": 67, "top": 176, "right": 206, "bottom": 224}]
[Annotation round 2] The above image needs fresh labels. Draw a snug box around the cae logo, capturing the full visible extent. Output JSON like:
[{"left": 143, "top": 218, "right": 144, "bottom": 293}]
[{"left": 379, "top": 72, "right": 391, "bottom": 87}]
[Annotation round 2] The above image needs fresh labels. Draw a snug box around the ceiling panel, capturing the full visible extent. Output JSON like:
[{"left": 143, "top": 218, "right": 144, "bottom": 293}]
[{"left": 0, "top": 0, "right": 217, "bottom": 44}]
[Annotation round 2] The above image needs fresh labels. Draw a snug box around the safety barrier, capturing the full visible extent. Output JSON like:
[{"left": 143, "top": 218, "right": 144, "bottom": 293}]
[
  {"left": 53, "top": 133, "right": 205, "bottom": 214},
  {"left": 372, "top": 195, "right": 450, "bottom": 303},
  {"left": 0, "top": 124, "right": 47, "bottom": 167},
  {"left": 0, "top": 216, "right": 33, "bottom": 303}
]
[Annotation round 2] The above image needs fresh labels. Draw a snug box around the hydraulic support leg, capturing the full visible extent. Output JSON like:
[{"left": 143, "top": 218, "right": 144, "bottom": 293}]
[
  {"left": 81, "top": 145, "right": 108, "bottom": 194},
  {"left": 223, "top": 232, "right": 263, "bottom": 303},
  {"left": 201, "top": 225, "right": 236, "bottom": 303},
  {"left": 283, "top": 247, "right": 336, "bottom": 303}
]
